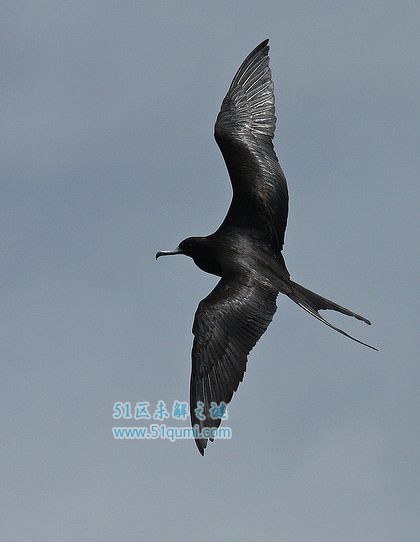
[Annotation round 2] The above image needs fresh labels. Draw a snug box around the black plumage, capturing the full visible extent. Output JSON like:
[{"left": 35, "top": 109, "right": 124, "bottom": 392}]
[{"left": 156, "top": 39, "right": 377, "bottom": 456}]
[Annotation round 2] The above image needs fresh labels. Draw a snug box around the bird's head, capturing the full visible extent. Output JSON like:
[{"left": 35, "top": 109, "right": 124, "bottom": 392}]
[{"left": 155, "top": 237, "right": 204, "bottom": 260}]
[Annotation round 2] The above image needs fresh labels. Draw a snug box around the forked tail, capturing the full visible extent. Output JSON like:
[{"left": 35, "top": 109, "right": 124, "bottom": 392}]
[{"left": 287, "top": 280, "right": 378, "bottom": 351}]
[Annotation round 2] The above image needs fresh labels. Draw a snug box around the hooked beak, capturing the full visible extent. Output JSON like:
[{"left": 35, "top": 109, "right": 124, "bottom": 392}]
[{"left": 155, "top": 247, "right": 183, "bottom": 260}]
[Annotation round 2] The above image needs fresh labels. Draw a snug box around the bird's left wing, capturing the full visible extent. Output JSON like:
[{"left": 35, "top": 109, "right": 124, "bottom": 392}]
[
  {"left": 190, "top": 275, "right": 278, "bottom": 455},
  {"left": 214, "top": 39, "right": 288, "bottom": 255}
]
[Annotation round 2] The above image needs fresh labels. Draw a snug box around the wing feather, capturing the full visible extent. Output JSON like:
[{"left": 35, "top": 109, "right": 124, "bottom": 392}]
[
  {"left": 214, "top": 39, "right": 289, "bottom": 254},
  {"left": 190, "top": 276, "right": 278, "bottom": 454}
]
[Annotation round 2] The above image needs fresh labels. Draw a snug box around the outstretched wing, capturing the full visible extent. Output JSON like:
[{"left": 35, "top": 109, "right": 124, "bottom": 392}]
[
  {"left": 214, "top": 39, "right": 288, "bottom": 255},
  {"left": 190, "top": 275, "right": 278, "bottom": 455}
]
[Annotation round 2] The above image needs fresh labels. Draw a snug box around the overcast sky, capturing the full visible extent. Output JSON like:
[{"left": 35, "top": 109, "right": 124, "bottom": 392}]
[{"left": 1, "top": 2, "right": 419, "bottom": 541}]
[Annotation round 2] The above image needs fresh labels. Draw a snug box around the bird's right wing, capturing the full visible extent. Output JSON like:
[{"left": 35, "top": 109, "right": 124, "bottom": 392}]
[
  {"left": 190, "top": 275, "right": 278, "bottom": 455},
  {"left": 214, "top": 39, "right": 289, "bottom": 254}
]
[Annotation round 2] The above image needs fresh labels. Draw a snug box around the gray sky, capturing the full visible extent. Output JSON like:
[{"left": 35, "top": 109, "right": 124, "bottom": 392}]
[{"left": 1, "top": 1, "right": 419, "bottom": 541}]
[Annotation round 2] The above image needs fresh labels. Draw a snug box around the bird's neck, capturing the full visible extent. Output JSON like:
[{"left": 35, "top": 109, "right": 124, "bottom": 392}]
[{"left": 190, "top": 237, "right": 223, "bottom": 277}]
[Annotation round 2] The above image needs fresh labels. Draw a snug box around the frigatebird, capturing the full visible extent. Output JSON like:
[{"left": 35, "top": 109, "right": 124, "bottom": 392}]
[{"left": 156, "top": 39, "right": 376, "bottom": 455}]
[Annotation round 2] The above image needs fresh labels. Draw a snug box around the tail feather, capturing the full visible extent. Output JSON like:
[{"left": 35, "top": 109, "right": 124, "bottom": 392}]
[{"left": 287, "top": 280, "right": 378, "bottom": 351}]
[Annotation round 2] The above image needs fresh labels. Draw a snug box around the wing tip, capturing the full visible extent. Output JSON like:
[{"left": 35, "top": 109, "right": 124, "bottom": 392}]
[
  {"left": 259, "top": 38, "right": 269, "bottom": 48},
  {"left": 195, "top": 438, "right": 206, "bottom": 456},
  {"left": 232, "top": 39, "right": 271, "bottom": 84},
  {"left": 250, "top": 38, "right": 270, "bottom": 59}
]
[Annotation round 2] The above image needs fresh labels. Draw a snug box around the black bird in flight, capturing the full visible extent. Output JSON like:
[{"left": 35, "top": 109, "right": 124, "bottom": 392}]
[{"left": 156, "top": 39, "right": 377, "bottom": 455}]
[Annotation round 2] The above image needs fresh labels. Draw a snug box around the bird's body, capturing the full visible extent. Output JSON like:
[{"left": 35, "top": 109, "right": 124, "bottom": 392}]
[
  {"left": 181, "top": 232, "right": 289, "bottom": 283},
  {"left": 156, "top": 39, "right": 376, "bottom": 455}
]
